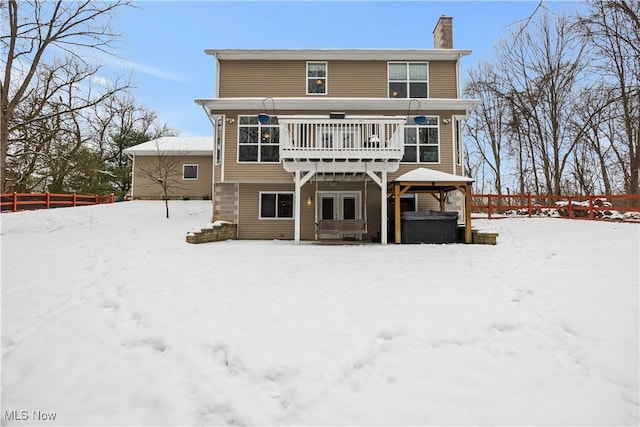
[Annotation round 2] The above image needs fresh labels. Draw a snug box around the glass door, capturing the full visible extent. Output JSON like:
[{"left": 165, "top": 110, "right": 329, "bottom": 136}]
[
  {"left": 342, "top": 196, "right": 356, "bottom": 220},
  {"left": 317, "top": 192, "right": 361, "bottom": 239}
]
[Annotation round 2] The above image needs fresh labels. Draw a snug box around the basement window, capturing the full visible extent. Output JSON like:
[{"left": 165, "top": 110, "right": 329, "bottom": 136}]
[{"left": 260, "top": 192, "right": 294, "bottom": 219}]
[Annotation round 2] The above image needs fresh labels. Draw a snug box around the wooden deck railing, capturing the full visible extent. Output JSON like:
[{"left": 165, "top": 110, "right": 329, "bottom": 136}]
[
  {"left": 1, "top": 192, "right": 115, "bottom": 213},
  {"left": 471, "top": 193, "right": 640, "bottom": 222}
]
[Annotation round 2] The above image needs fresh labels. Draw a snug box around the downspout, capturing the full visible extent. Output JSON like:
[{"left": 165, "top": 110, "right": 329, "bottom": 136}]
[
  {"left": 202, "top": 105, "right": 216, "bottom": 219},
  {"left": 126, "top": 152, "right": 135, "bottom": 199}
]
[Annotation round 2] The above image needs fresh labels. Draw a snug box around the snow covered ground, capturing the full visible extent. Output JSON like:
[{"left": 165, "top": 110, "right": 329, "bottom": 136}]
[{"left": 1, "top": 201, "right": 638, "bottom": 426}]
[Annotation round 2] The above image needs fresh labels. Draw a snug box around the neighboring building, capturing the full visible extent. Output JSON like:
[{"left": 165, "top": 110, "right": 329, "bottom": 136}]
[
  {"left": 124, "top": 136, "right": 213, "bottom": 200},
  {"left": 137, "top": 16, "right": 477, "bottom": 244}
]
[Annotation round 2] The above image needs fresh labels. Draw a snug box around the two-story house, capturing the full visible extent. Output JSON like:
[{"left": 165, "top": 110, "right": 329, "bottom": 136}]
[{"left": 191, "top": 16, "right": 477, "bottom": 244}]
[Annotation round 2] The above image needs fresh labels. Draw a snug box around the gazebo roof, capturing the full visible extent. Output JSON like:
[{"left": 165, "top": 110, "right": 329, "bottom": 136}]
[
  {"left": 389, "top": 168, "right": 475, "bottom": 243},
  {"left": 393, "top": 167, "right": 474, "bottom": 184}
]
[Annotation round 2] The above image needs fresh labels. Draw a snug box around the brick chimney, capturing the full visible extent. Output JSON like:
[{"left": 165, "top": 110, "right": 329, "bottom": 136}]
[{"left": 433, "top": 16, "right": 453, "bottom": 49}]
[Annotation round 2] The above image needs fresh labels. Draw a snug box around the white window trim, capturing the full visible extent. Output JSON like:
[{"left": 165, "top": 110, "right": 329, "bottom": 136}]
[
  {"left": 402, "top": 116, "right": 441, "bottom": 164},
  {"left": 182, "top": 164, "right": 199, "bottom": 180},
  {"left": 237, "top": 115, "right": 281, "bottom": 164},
  {"left": 387, "top": 61, "right": 429, "bottom": 99},
  {"left": 453, "top": 116, "right": 465, "bottom": 168},
  {"left": 259, "top": 191, "right": 295, "bottom": 220},
  {"left": 306, "top": 61, "right": 328, "bottom": 96},
  {"left": 214, "top": 116, "right": 224, "bottom": 166}
]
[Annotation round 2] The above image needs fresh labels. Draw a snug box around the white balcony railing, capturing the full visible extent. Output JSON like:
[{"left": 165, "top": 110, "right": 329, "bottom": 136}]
[{"left": 278, "top": 116, "right": 406, "bottom": 162}]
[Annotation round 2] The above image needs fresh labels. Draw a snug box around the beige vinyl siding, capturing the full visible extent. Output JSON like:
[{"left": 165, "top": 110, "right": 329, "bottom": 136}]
[
  {"left": 222, "top": 110, "right": 291, "bottom": 182},
  {"left": 390, "top": 109, "right": 467, "bottom": 180},
  {"left": 133, "top": 155, "right": 213, "bottom": 200},
  {"left": 218, "top": 60, "right": 458, "bottom": 98},
  {"left": 238, "top": 184, "right": 296, "bottom": 240},
  {"left": 324, "top": 61, "right": 387, "bottom": 97},
  {"left": 428, "top": 61, "right": 458, "bottom": 98},
  {"left": 214, "top": 160, "right": 222, "bottom": 183},
  {"left": 219, "top": 61, "right": 306, "bottom": 98},
  {"left": 219, "top": 60, "right": 386, "bottom": 98},
  {"left": 238, "top": 182, "right": 386, "bottom": 241},
  {"left": 221, "top": 108, "right": 466, "bottom": 184}
]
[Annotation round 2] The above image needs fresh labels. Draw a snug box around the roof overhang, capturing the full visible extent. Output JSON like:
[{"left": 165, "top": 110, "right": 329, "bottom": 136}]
[
  {"left": 195, "top": 97, "right": 480, "bottom": 112},
  {"left": 205, "top": 49, "right": 472, "bottom": 62}
]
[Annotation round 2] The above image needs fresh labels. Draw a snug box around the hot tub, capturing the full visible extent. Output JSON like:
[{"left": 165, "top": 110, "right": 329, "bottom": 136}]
[{"left": 401, "top": 210, "right": 459, "bottom": 244}]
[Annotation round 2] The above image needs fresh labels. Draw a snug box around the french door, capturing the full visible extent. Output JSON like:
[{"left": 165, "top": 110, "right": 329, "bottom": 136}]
[
  {"left": 317, "top": 192, "right": 360, "bottom": 238},
  {"left": 319, "top": 193, "right": 359, "bottom": 220}
]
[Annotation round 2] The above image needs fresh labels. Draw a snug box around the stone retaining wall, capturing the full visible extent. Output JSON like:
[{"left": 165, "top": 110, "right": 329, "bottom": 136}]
[{"left": 186, "top": 222, "right": 237, "bottom": 244}]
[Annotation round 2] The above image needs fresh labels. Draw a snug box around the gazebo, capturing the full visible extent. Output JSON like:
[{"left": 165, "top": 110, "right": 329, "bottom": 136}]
[{"left": 389, "top": 168, "right": 475, "bottom": 244}]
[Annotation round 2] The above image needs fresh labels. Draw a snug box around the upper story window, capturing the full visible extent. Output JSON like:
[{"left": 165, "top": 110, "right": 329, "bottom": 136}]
[
  {"left": 307, "top": 62, "right": 327, "bottom": 95},
  {"left": 402, "top": 117, "right": 439, "bottom": 163},
  {"left": 238, "top": 115, "right": 279, "bottom": 163},
  {"left": 388, "top": 62, "right": 428, "bottom": 98}
]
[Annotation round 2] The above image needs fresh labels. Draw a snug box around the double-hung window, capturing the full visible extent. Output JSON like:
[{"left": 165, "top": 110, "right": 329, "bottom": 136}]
[
  {"left": 238, "top": 115, "right": 279, "bottom": 162},
  {"left": 260, "top": 192, "right": 293, "bottom": 219},
  {"left": 307, "top": 62, "right": 327, "bottom": 95},
  {"left": 388, "top": 62, "right": 428, "bottom": 98},
  {"left": 402, "top": 117, "right": 440, "bottom": 163}
]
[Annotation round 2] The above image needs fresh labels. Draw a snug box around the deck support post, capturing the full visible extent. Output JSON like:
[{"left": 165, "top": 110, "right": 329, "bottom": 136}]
[
  {"left": 381, "top": 171, "right": 387, "bottom": 245},
  {"left": 394, "top": 183, "right": 401, "bottom": 244},
  {"left": 464, "top": 184, "right": 472, "bottom": 243},
  {"left": 294, "top": 170, "right": 315, "bottom": 244},
  {"left": 366, "top": 170, "right": 388, "bottom": 245}
]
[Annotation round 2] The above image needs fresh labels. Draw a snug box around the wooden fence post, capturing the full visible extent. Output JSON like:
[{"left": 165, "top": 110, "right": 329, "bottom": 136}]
[
  {"left": 46, "top": 192, "right": 50, "bottom": 209},
  {"left": 73, "top": 193, "right": 77, "bottom": 207},
  {"left": 13, "top": 192, "right": 18, "bottom": 212},
  {"left": 110, "top": 193, "right": 114, "bottom": 203},
  {"left": 588, "top": 195, "right": 594, "bottom": 220},
  {"left": 567, "top": 196, "right": 574, "bottom": 219},
  {"left": 487, "top": 194, "right": 492, "bottom": 219},
  {"left": 527, "top": 193, "right": 532, "bottom": 218}
]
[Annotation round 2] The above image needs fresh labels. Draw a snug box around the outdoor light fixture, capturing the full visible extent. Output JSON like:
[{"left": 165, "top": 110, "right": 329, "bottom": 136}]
[
  {"left": 407, "top": 99, "right": 426, "bottom": 124},
  {"left": 306, "top": 196, "right": 313, "bottom": 206},
  {"left": 257, "top": 97, "right": 277, "bottom": 124},
  {"left": 442, "top": 118, "right": 451, "bottom": 124}
]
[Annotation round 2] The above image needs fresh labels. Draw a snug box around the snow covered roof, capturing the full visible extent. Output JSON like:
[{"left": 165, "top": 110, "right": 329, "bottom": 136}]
[
  {"left": 205, "top": 49, "right": 472, "bottom": 62},
  {"left": 123, "top": 137, "right": 213, "bottom": 156},
  {"left": 393, "top": 167, "right": 474, "bottom": 183}
]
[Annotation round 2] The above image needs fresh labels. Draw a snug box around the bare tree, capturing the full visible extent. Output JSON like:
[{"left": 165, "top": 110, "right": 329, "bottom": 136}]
[
  {"left": 464, "top": 62, "right": 510, "bottom": 194},
  {"left": 6, "top": 56, "right": 128, "bottom": 191},
  {"left": 88, "top": 93, "right": 178, "bottom": 197},
  {"left": 488, "top": 10, "right": 586, "bottom": 195},
  {"left": 135, "top": 142, "right": 187, "bottom": 218},
  {"left": 1, "top": 0, "right": 131, "bottom": 191},
  {"left": 577, "top": 0, "right": 640, "bottom": 195}
]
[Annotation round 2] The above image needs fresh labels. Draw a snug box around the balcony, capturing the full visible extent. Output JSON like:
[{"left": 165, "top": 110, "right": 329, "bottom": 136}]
[{"left": 278, "top": 116, "right": 406, "bottom": 173}]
